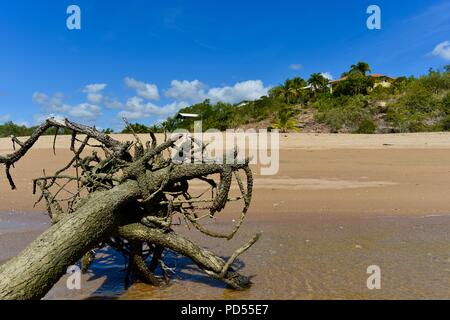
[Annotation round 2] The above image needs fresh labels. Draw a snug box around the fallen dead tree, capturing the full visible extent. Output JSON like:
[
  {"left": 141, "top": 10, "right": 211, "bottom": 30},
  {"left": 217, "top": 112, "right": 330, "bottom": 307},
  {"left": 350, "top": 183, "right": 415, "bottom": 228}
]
[{"left": 0, "top": 118, "right": 260, "bottom": 300}]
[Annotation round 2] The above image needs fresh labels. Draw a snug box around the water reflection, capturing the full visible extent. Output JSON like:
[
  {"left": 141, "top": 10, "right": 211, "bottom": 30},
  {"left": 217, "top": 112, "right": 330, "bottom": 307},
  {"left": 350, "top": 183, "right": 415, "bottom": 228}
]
[{"left": 3, "top": 212, "right": 450, "bottom": 300}]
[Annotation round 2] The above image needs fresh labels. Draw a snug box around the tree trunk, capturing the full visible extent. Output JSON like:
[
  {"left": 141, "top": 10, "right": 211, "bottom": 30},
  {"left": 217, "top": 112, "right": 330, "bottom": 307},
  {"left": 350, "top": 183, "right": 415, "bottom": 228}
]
[
  {"left": 0, "top": 180, "right": 140, "bottom": 300},
  {"left": 0, "top": 118, "right": 258, "bottom": 299}
]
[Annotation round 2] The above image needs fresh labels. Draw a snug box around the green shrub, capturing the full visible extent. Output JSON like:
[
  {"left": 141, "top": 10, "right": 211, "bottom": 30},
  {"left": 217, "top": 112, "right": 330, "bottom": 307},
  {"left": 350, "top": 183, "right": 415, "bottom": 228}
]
[
  {"left": 0, "top": 121, "right": 72, "bottom": 138},
  {"left": 442, "top": 92, "right": 450, "bottom": 114},
  {"left": 398, "top": 82, "right": 438, "bottom": 113},
  {"left": 0, "top": 122, "right": 32, "bottom": 137},
  {"left": 356, "top": 119, "right": 377, "bottom": 134},
  {"left": 314, "top": 108, "right": 345, "bottom": 132},
  {"left": 407, "top": 119, "right": 428, "bottom": 132},
  {"left": 439, "top": 115, "right": 450, "bottom": 131},
  {"left": 369, "top": 85, "right": 394, "bottom": 99},
  {"left": 271, "top": 108, "right": 299, "bottom": 133},
  {"left": 333, "top": 72, "right": 375, "bottom": 96},
  {"left": 385, "top": 105, "right": 431, "bottom": 132},
  {"left": 313, "top": 95, "right": 373, "bottom": 132},
  {"left": 418, "top": 70, "right": 450, "bottom": 94},
  {"left": 121, "top": 122, "right": 152, "bottom": 133}
]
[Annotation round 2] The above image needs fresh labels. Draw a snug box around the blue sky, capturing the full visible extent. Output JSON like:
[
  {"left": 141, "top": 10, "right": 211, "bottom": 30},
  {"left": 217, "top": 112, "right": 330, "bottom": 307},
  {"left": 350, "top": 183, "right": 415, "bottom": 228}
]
[{"left": 0, "top": 0, "right": 449, "bottom": 130}]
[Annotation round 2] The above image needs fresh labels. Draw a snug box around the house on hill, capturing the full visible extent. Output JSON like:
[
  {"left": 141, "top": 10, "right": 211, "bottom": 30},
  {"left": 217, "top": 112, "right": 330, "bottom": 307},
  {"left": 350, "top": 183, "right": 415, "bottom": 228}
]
[{"left": 328, "top": 74, "right": 396, "bottom": 94}]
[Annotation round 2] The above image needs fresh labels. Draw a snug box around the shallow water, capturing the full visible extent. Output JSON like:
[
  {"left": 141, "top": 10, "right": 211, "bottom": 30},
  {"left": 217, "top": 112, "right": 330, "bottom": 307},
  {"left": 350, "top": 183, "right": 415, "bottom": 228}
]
[
  {"left": 43, "top": 213, "right": 450, "bottom": 299},
  {"left": 0, "top": 212, "right": 49, "bottom": 233},
  {"left": 0, "top": 212, "right": 49, "bottom": 263},
  {"left": 2, "top": 212, "right": 450, "bottom": 299}
]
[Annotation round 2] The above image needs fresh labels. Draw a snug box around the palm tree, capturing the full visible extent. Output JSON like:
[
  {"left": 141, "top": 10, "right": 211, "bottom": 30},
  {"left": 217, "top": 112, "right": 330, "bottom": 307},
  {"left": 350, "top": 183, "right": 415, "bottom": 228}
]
[
  {"left": 268, "top": 85, "right": 284, "bottom": 98},
  {"left": 271, "top": 109, "right": 299, "bottom": 133},
  {"left": 287, "top": 87, "right": 302, "bottom": 103},
  {"left": 350, "top": 62, "right": 371, "bottom": 76},
  {"left": 284, "top": 77, "right": 306, "bottom": 90},
  {"left": 277, "top": 86, "right": 301, "bottom": 104},
  {"left": 277, "top": 87, "right": 290, "bottom": 103},
  {"left": 308, "top": 73, "right": 329, "bottom": 92}
]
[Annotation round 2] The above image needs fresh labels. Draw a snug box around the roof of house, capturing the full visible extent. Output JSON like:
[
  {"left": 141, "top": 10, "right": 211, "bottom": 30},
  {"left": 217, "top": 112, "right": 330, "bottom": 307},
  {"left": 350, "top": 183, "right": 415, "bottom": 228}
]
[
  {"left": 176, "top": 113, "right": 200, "bottom": 119},
  {"left": 329, "top": 73, "right": 395, "bottom": 84},
  {"left": 370, "top": 73, "right": 396, "bottom": 79}
]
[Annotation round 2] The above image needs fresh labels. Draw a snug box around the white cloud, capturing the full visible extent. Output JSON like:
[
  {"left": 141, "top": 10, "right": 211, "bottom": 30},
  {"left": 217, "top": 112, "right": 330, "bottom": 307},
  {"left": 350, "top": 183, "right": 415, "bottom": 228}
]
[
  {"left": 432, "top": 41, "right": 450, "bottom": 61},
  {"left": 208, "top": 80, "right": 270, "bottom": 104},
  {"left": 125, "top": 77, "right": 160, "bottom": 100},
  {"left": 83, "top": 84, "right": 107, "bottom": 93},
  {"left": 33, "top": 88, "right": 102, "bottom": 122},
  {"left": 118, "top": 96, "right": 149, "bottom": 120},
  {"left": 321, "top": 72, "right": 334, "bottom": 80},
  {"left": 30, "top": 78, "right": 271, "bottom": 125},
  {"left": 165, "top": 79, "right": 270, "bottom": 104},
  {"left": 165, "top": 80, "right": 207, "bottom": 102},
  {"left": 32, "top": 92, "right": 48, "bottom": 105},
  {"left": 289, "top": 64, "right": 303, "bottom": 70},
  {"left": 118, "top": 96, "right": 186, "bottom": 120},
  {"left": 156, "top": 101, "right": 189, "bottom": 116},
  {"left": 104, "top": 97, "right": 124, "bottom": 109},
  {"left": 82, "top": 83, "right": 107, "bottom": 104},
  {"left": 32, "top": 92, "right": 69, "bottom": 112},
  {"left": 86, "top": 93, "right": 102, "bottom": 104},
  {"left": 0, "top": 114, "right": 11, "bottom": 123},
  {"left": 68, "top": 103, "right": 101, "bottom": 120}
]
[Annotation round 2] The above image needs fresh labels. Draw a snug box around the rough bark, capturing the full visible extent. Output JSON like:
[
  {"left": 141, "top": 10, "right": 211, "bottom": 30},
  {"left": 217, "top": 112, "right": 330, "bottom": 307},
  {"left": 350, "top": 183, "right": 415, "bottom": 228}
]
[
  {"left": 0, "top": 181, "right": 140, "bottom": 300},
  {"left": 0, "top": 118, "right": 259, "bottom": 299}
]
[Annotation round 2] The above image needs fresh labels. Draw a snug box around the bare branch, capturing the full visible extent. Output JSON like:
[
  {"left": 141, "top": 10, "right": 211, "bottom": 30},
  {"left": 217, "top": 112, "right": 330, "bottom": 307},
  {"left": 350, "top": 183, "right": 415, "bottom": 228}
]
[{"left": 0, "top": 119, "right": 257, "bottom": 298}]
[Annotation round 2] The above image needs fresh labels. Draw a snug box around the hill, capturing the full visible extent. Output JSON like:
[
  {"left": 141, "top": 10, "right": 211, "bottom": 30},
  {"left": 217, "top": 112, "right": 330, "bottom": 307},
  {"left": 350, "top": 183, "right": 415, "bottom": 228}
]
[
  {"left": 1, "top": 62, "right": 449, "bottom": 137},
  {"left": 161, "top": 63, "right": 450, "bottom": 134}
]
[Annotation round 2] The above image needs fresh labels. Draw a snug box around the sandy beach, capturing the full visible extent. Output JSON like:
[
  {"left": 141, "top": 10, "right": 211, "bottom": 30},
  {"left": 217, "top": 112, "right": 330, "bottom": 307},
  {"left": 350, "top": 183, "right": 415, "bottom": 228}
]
[{"left": 1, "top": 133, "right": 450, "bottom": 299}]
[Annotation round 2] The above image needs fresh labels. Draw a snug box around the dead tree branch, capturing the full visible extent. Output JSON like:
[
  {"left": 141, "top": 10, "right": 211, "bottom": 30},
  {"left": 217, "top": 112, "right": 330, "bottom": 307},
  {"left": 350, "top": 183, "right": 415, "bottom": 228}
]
[{"left": 0, "top": 117, "right": 259, "bottom": 299}]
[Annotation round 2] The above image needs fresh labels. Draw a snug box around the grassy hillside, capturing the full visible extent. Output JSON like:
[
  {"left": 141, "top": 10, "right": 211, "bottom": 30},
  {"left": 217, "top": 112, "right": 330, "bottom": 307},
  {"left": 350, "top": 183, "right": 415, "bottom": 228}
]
[{"left": 162, "top": 63, "right": 450, "bottom": 134}]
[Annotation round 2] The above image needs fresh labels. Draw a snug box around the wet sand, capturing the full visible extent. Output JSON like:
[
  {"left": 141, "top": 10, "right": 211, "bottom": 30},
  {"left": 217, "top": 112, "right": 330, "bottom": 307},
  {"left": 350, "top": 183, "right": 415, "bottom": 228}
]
[{"left": 1, "top": 133, "right": 450, "bottom": 299}]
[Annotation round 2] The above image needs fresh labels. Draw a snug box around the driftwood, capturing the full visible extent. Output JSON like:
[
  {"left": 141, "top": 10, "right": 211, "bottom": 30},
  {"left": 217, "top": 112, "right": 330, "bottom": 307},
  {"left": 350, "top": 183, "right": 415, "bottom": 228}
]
[{"left": 0, "top": 118, "right": 259, "bottom": 300}]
